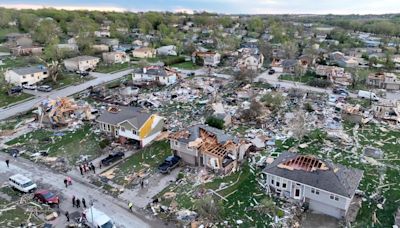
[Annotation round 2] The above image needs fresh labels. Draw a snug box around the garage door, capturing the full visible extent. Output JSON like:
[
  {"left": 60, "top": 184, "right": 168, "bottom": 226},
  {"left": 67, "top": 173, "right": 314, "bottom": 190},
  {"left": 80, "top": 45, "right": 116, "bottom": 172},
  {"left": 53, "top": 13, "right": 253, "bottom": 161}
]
[
  {"left": 179, "top": 152, "right": 196, "bottom": 165},
  {"left": 309, "top": 200, "right": 342, "bottom": 219}
]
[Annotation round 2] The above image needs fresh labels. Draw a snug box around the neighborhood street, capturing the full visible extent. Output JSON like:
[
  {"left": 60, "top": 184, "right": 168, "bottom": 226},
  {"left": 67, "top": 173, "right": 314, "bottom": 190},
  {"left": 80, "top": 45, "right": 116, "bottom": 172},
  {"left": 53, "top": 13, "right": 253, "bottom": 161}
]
[
  {"left": 0, "top": 152, "right": 168, "bottom": 228},
  {"left": 0, "top": 69, "right": 133, "bottom": 121}
]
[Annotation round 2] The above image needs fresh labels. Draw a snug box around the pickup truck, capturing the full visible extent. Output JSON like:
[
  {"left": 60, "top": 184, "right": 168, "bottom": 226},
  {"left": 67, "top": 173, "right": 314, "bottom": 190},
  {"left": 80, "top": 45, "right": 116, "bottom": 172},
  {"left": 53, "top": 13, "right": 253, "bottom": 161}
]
[
  {"left": 158, "top": 155, "right": 181, "bottom": 174},
  {"left": 101, "top": 152, "right": 125, "bottom": 166}
]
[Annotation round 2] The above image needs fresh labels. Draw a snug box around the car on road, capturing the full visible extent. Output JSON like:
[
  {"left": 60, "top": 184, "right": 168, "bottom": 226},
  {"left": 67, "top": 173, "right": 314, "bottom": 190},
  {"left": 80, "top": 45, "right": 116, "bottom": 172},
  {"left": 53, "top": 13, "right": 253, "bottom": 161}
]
[
  {"left": 268, "top": 69, "right": 276, "bottom": 75},
  {"left": 80, "top": 71, "right": 89, "bottom": 77},
  {"left": 22, "top": 84, "right": 37, "bottom": 90},
  {"left": 333, "top": 87, "right": 349, "bottom": 96},
  {"left": 158, "top": 155, "right": 181, "bottom": 174},
  {"left": 358, "top": 90, "right": 380, "bottom": 101},
  {"left": 8, "top": 86, "right": 23, "bottom": 95},
  {"left": 83, "top": 207, "right": 116, "bottom": 228},
  {"left": 34, "top": 189, "right": 60, "bottom": 205},
  {"left": 186, "top": 72, "right": 195, "bottom": 77},
  {"left": 37, "top": 85, "right": 53, "bottom": 92},
  {"left": 101, "top": 152, "right": 125, "bottom": 166}
]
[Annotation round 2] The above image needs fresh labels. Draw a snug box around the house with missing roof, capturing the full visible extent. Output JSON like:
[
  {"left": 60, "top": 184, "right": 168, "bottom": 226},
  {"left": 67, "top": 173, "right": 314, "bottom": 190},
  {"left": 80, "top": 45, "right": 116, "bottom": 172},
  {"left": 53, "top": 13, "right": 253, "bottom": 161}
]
[
  {"left": 96, "top": 106, "right": 164, "bottom": 147},
  {"left": 64, "top": 56, "right": 100, "bottom": 72},
  {"left": 169, "top": 124, "right": 248, "bottom": 174},
  {"left": 133, "top": 66, "right": 178, "bottom": 86},
  {"left": 5, "top": 65, "right": 48, "bottom": 86},
  {"left": 263, "top": 152, "right": 363, "bottom": 219}
]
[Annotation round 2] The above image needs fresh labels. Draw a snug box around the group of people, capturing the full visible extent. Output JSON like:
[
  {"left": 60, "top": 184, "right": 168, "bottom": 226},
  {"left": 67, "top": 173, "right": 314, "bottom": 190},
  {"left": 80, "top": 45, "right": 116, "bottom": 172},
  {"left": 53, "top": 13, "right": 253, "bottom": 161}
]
[
  {"left": 63, "top": 176, "right": 73, "bottom": 188},
  {"left": 78, "top": 162, "right": 96, "bottom": 176},
  {"left": 65, "top": 196, "right": 88, "bottom": 222}
]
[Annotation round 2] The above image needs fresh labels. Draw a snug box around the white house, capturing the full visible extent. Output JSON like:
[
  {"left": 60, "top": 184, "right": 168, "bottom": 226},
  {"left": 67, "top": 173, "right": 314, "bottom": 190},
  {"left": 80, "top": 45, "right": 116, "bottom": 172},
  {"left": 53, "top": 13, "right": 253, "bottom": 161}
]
[
  {"left": 64, "top": 56, "right": 100, "bottom": 72},
  {"left": 192, "top": 51, "right": 221, "bottom": 67},
  {"left": 5, "top": 66, "right": 48, "bottom": 86},
  {"left": 133, "top": 66, "right": 178, "bottom": 86},
  {"left": 237, "top": 53, "right": 264, "bottom": 70},
  {"left": 96, "top": 106, "right": 164, "bottom": 147},
  {"left": 156, "top": 45, "right": 177, "bottom": 56},
  {"left": 102, "top": 51, "right": 130, "bottom": 64}
]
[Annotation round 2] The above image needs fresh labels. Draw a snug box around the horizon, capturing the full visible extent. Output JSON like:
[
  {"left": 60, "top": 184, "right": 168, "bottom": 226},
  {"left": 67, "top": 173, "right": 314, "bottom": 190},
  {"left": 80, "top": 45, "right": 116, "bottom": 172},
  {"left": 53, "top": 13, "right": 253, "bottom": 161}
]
[{"left": 1, "top": 0, "right": 400, "bottom": 15}]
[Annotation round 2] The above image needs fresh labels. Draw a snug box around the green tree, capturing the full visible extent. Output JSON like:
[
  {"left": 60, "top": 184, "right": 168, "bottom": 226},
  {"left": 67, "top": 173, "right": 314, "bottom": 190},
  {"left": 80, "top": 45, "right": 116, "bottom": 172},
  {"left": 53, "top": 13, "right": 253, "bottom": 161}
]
[
  {"left": 139, "top": 19, "right": 152, "bottom": 34},
  {"left": 18, "top": 13, "right": 39, "bottom": 32},
  {"left": 33, "top": 20, "right": 61, "bottom": 45},
  {"left": 206, "top": 116, "right": 225, "bottom": 130},
  {"left": 0, "top": 10, "right": 12, "bottom": 27},
  {"left": 248, "top": 17, "right": 265, "bottom": 34}
]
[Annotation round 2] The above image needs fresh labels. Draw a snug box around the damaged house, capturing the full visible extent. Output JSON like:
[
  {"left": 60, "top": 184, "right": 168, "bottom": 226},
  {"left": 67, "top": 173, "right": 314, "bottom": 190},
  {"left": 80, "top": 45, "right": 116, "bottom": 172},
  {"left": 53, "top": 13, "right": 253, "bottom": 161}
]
[
  {"left": 169, "top": 124, "right": 246, "bottom": 174},
  {"left": 132, "top": 66, "right": 178, "bottom": 86},
  {"left": 367, "top": 72, "right": 400, "bottom": 91},
  {"left": 263, "top": 152, "right": 363, "bottom": 219},
  {"left": 316, "top": 65, "right": 352, "bottom": 86},
  {"left": 96, "top": 106, "right": 164, "bottom": 147}
]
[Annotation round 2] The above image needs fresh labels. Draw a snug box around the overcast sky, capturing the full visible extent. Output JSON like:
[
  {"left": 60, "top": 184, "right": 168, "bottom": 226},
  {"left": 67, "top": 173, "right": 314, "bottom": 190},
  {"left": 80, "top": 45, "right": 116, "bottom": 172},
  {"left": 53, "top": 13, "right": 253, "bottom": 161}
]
[{"left": 1, "top": 0, "right": 400, "bottom": 14}]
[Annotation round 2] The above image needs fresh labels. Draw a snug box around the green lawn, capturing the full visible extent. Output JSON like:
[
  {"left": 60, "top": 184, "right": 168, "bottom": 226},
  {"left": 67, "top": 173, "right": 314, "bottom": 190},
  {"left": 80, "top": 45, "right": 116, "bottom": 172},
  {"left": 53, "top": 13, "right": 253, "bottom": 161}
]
[
  {"left": 112, "top": 140, "right": 172, "bottom": 185},
  {"left": 155, "top": 163, "right": 274, "bottom": 226},
  {"left": 0, "top": 88, "right": 33, "bottom": 108},
  {"left": 96, "top": 62, "right": 132, "bottom": 73},
  {"left": 170, "top": 62, "right": 200, "bottom": 70},
  {"left": 5, "top": 124, "right": 103, "bottom": 164},
  {"left": 0, "top": 198, "right": 42, "bottom": 227}
]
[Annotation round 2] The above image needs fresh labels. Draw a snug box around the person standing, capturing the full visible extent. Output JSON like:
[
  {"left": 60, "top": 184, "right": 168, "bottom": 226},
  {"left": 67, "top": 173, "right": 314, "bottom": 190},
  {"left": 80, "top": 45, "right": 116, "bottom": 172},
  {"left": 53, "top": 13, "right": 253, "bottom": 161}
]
[
  {"left": 65, "top": 211, "right": 70, "bottom": 222},
  {"left": 76, "top": 198, "right": 80, "bottom": 208},
  {"left": 79, "top": 165, "right": 83, "bottom": 176},
  {"left": 91, "top": 163, "right": 96, "bottom": 174},
  {"left": 5, "top": 159, "right": 9, "bottom": 168},
  {"left": 72, "top": 195, "right": 76, "bottom": 207},
  {"left": 128, "top": 202, "right": 133, "bottom": 211},
  {"left": 82, "top": 198, "right": 87, "bottom": 208},
  {"left": 64, "top": 179, "right": 68, "bottom": 188}
]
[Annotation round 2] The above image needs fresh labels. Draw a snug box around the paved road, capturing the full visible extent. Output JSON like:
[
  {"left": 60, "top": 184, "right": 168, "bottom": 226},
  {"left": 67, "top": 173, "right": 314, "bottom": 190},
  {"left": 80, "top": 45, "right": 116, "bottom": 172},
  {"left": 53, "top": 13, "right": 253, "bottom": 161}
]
[
  {"left": 0, "top": 69, "right": 134, "bottom": 121},
  {"left": 0, "top": 152, "right": 166, "bottom": 228}
]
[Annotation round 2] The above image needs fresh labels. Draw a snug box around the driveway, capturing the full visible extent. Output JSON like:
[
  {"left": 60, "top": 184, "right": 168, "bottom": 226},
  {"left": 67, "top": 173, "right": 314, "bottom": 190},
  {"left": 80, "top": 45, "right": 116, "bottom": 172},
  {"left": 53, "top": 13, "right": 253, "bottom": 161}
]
[
  {"left": 0, "top": 152, "right": 167, "bottom": 228},
  {"left": 0, "top": 69, "right": 134, "bottom": 121}
]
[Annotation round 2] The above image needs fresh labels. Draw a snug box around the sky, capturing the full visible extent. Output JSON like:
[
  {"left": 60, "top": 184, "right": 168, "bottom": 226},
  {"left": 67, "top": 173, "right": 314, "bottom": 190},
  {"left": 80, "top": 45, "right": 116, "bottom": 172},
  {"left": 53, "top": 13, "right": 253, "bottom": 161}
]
[{"left": 1, "top": 0, "right": 400, "bottom": 15}]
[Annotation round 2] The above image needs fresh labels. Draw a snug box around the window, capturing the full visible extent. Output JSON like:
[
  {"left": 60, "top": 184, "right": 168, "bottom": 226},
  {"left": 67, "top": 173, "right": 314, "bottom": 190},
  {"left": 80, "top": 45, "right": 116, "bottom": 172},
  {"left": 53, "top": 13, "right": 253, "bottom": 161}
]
[
  {"left": 31, "top": 74, "right": 34, "bottom": 77},
  {"left": 22, "top": 75, "right": 26, "bottom": 79},
  {"left": 271, "top": 179, "right": 274, "bottom": 185},
  {"left": 316, "top": 190, "right": 320, "bottom": 195},
  {"left": 311, "top": 188, "right": 315, "bottom": 194},
  {"left": 132, "top": 130, "right": 137, "bottom": 135},
  {"left": 276, "top": 181, "right": 280, "bottom": 187},
  {"left": 121, "top": 127, "right": 125, "bottom": 132},
  {"left": 282, "top": 183, "right": 287, "bottom": 189},
  {"left": 330, "top": 195, "right": 334, "bottom": 200},
  {"left": 334, "top": 196, "right": 339, "bottom": 201}
]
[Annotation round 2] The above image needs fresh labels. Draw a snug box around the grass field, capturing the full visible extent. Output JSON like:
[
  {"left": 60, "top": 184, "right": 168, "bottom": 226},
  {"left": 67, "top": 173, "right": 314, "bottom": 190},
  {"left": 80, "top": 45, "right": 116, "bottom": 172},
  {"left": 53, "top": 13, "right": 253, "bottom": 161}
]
[
  {"left": 155, "top": 163, "right": 275, "bottom": 226},
  {"left": 279, "top": 72, "right": 316, "bottom": 83},
  {"left": 170, "top": 61, "right": 200, "bottom": 70},
  {"left": 96, "top": 62, "right": 132, "bottom": 73},
  {"left": 0, "top": 89, "right": 32, "bottom": 108},
  {"left": 112, "top": 140, "right": 172, "bottom": 185},
  {"left": 5, "top": 124, "right": 103, "bottom": 164}
]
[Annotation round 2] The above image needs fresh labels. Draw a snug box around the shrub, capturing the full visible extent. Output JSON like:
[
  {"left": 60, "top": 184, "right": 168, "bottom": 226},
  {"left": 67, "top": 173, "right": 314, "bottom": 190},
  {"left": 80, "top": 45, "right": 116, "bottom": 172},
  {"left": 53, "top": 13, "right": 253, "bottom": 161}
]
[
  {"left": 99, "top": 138, "right": 110, "bottom": 149},
  {"left": 206, "top": 116, "right": 225, "bottom": 130},
  {"left": 307, "top": 78, "right": 332, "bottom": 88},
  {"left": 164, "top": 56, "right": 185, "bottom": 66}
]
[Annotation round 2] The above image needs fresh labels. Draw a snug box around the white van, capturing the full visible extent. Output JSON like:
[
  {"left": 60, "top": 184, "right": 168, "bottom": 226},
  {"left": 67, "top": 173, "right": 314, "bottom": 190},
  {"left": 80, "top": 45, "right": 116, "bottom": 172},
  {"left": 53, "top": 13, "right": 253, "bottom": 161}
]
[
  {"left": 83, "top": 207, "right": 116, "bottom": 228},
  {"left": 358, "top": 90, "right": 379, "bottom": 101},
  {"left": 9, "top": 174, "right": 37, "bottom": 193}
]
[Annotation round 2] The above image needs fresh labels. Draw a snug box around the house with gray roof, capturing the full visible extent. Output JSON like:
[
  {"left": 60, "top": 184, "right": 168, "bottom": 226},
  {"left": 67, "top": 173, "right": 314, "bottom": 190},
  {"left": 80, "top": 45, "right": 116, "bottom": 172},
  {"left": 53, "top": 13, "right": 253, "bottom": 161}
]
[
  {"left": 169, "top": 124, "right": 246, "bottom": 174},
  {"left": 96, "top": 106, "right": 164, "bottom": 147},
  {"left": 5, "top": 65, "right": 48, "bottom": 86},
  {"left": 263, "top": 152, "right": 363, "bottom": 219}
]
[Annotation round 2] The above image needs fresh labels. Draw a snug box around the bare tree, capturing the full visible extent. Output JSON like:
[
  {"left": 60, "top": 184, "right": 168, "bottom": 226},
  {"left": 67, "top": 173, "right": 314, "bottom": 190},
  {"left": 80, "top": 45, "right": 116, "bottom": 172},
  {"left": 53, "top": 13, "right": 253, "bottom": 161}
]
[{"left": 194, "top": 195, "right": 224, "bottom": 222}]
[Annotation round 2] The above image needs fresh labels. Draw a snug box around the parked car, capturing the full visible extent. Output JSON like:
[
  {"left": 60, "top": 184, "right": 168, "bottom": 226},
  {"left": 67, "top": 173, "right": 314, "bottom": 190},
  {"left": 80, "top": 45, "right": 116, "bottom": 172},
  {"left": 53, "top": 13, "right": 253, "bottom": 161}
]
[
  {"left": 34, "top": 189, "right": 60, "bottom": 205},
  {"left": 333, "top": 87, "right": 349, "bottom": 96},
  {"left": 101, "top": 152, "right": 125, "bottom": 166},
  {"left": 187, "top": 72, "right": 195, "bottom": 77},
  {"left": 8, "top": 86, "right": 23, "bottom": 95},
  {"left": 80, "top": 72, "right": 89, "bottom": 77},
  {"left": 37, "top": 85, "right": 53, "bottom": 92},
  {"left": 22, "top": 84, "right": 37, "bottom": 90},
  {"left": 83, "top": 207, "right": 116, "bottom": 228},
  {"left": 9, "top": 174, "right": 37, "bottom": 193},
  {"left": 158, "top": 155, "right": 181, "bottom": 174},
  {"left": 268, "top": 69, "right": 276, "bottom": 75}
]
